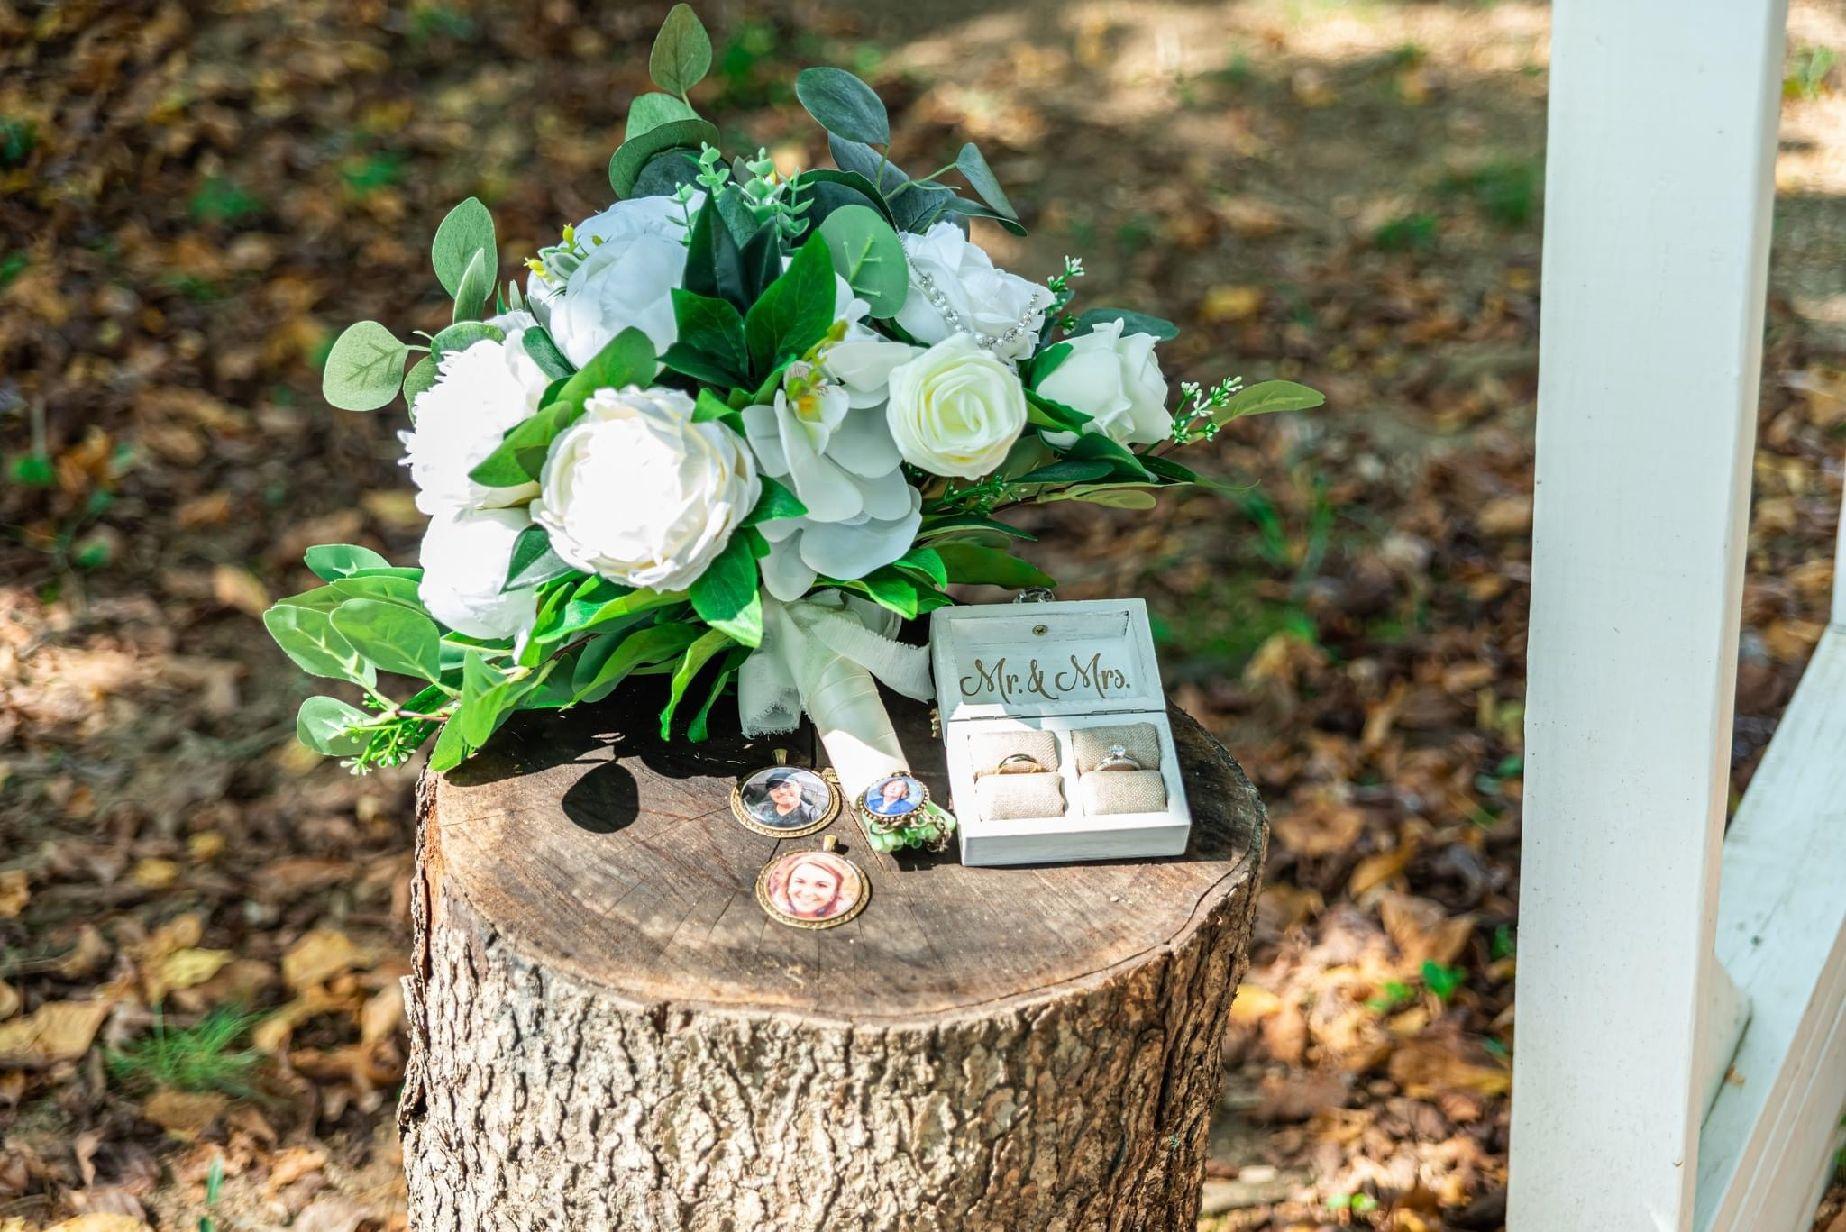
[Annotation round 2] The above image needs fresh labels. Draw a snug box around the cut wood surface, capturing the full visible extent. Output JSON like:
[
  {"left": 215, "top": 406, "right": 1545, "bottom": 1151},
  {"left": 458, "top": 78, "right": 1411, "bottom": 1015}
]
[{"left": 401, "top": 695, "right": 1267, "bottom": 1231}]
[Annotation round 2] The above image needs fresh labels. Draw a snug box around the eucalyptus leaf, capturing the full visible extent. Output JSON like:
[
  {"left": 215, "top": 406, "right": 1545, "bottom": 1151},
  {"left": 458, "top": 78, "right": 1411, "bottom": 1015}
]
[
  {"left": 942, "top": 193, "right": 1027, "bottom": 237},
  {"left": 431, "top": 197, "right": 496, "bottom": 300},
  {"left": 953, "top": 142, "right": 1018, "bottom": 221},
  {"left": 330, "top": 598, "right": 444, "bottom": 682},
  {"left": 296, "top": 696, "right": 374, "bottom": 757},
  {"left": 826, "top": 136, "right": 907, "bottom": 195},
  {"left": 431, "top": 320, "right": 505, "bottom": 356},
  {"left": 304, "top": 543, "right": 390, "bottom": 581},
  {"left": 649, "top": 4, "right": 712, "bottom": 97},
  {"left": 608, "top": 118, "right": 720, "bottom": 198},
  {"left": 322, "top": 321, "right": 408, "bottom": 412},
  {"left": 1213, "top": 379, "right": 1325, "bottom": 421},
  {"left": 402, "top": 355, "right": 437, "bottom": 415},
  {"left": 1070, "top": 307, "right": 1180, "bottom": 342},
  {"left": 632, "top": 148, "right": 705, "bottom": 199},
  {"left": 625, "top": 91, "right": 698, "bottom": 141},
  {"left": 1048, "top": 483, "right": 1161, "bottom": 510},
  {"left": 816, "top": 205, "right": 908, "bottom": 318},
  {"left": 521, "top": 328, "right": 573, "bottom": 380},
  {"left": 796, "top": 67, "right": 890, "bottom": 146}
]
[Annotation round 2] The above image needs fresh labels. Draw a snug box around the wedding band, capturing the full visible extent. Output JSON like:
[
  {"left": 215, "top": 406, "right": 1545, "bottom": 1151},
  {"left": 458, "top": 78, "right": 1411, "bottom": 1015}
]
[
  {"left": 1095, "top": 744, "right": 1141, "bottom": 772},
  {"left": 996, "top": 753, "right": 1044, "bottom": 774}
]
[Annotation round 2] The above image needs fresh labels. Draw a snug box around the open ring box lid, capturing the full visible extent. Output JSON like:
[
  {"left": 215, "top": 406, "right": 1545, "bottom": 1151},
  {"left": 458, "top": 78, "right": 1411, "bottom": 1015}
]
[{"left": 929, "top": 598, "right": 1192, "bottom": 866}]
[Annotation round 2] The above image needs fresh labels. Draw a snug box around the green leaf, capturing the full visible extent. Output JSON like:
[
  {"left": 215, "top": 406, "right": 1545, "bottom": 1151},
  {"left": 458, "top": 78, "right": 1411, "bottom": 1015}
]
[
  {"left": 263, "top": 602, "right": 376, "bottom": 687},
  {"left": 633, "top": 148, "right": 704, "bottom": 198},
  {"left": 744, "top": 475, "right": 807, "bottom": 525},
  {"left": 796, "top": 67, "right": 890, "bottom": 146},
  {"left": 660, "top": 627, "right": 733, "bottom": 738},
  {"left": 797, "top": 168, "right": 896, "bottom": 230},
  {"left": 328, "top": 596, "right": 431, "bottom": 657},
  {"left": 1015, "top": 457, "right": 1113, "bottom": 485},
  {"left": 402, "top": 355, "right": 437, "bottom": 414},
  {"left": 431, "top": 320, "right": 505, "bottom": 356},
  {"left": 469, "top": 328, "right": 655, "bottom": 488},
  {"left": 330, "top": 598, "right": 444, "bottom": 682},
  {"left": 934, "top": 542, "right": 1056, "bottom": 589},
  {"left": 296, "top": 696, "right": 373, "bottom": 757},
  {"left": 815, "top": 204, "right": 908, "bottom": 318},
  {"left": 427, "top": 714, "right": 472, "bottom": 772},
  {"left": 688, "top": 533, "right": 762, "bottom": 647},
  {"left": 304, "top": 544, "right": 391, "bottom": 581},
  {"left": 431, "top": 197, "right": 496, "bottom": 300},
  {"left": 572, "top": 622, "right": 702, "bottom": 704},
  {"left": 1214, "top": 379, "right": 1325, "bottom": 422},
  {"left": 322, "top": 321, "right": 408, "bottom": 412},
  {"left": 916, "top": 514, "right": 1035, "bottom": 545},
  {"left": 690, "top": 388, "right": 744, "bottom": 434},
  {"left": 552, "top": 325, "right": 657, "bottom": 409},
  {"left": 648, "top": 4, "right": 712, "bottom": 97},
  {"left": 1050, "top": 483, "right": 1160, "bottom": 510},
  {"left": 1024, "top": 387, "right": 1094, "bottom": 434},
  {"left": 744, "top": 238, "right": 837, "bottom": 373},
  {"left": 453, "top": 651, "right": 546, "bottom": 748},
  {"left": 688, "top": 646, "right": 748, "bottom": 741},
  {"left": 843, "top": 568, "right": 921, "bottom": 619},
  {"left": 521, "top": 327, "right": 573, "bottom": 380},
  {"left": 1065, "top": 430, "right": 1155, "bottom": 480},
  {"left": 328, "top": 571, "right": 426, "bottom": 609},
  {"left": 608, "top": 118, "right": 720, "bottom": 198},
  {"left": 827, "top": 135, "right": 907, "bottom": 195},
  {"left": 890, "top": 546, "right": 947, "bottom": 589},
  {"left": 662, "top": 289, "right": 750, "bottom": 388},
  {"left": 942, "top": 193, "right": 1027, "bottom": 237},
  {"left": 534, "top": 580, "right": 686, "bottom": 645},
  {"left": 503, "top": 524, "right": 572, "bottom": 593},
  {"left": 1070, "top": 307, "right": 1179, "bottom": 342},
  {"left": 953, "top": 142, "right": 1017, "bottom": 221},
  {"left": 625, "top": 91, "right": 698, "bottom": 141},
  {"left": 451, "top": 247, "right": 493, "bottom": 323}
]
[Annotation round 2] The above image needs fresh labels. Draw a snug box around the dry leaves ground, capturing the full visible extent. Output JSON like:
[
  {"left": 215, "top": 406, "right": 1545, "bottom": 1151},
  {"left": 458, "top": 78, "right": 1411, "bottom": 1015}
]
[{"left": 2, "top": 2, "right": 1844, "bottom": 1230}]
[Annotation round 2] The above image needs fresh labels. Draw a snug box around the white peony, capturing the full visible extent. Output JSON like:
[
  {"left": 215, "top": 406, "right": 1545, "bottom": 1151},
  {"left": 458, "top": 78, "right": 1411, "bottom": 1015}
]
[
  {"left": 531, "top": 385, "right": 760, "bottom": 592},
  {"left": 894, "top": 222, "right": 1052, "bottom": 363},
  {"left": 418, "top": 505, "right": 539, "bottom": 641},
  {"left": 399, "top": 312, "right": 551, "bottom": 517},
  {"left": 885, "top": 333, "right": 1029, "bottom": 480},
  {"left": 742, "top": 334, "right": 924, "bottom": 601},
  {"left": 1036, "top": 319, "right": 1174, "bottom": 448},
  {"left": 525, "top": 195, "right": 695, "bottom": 369}
]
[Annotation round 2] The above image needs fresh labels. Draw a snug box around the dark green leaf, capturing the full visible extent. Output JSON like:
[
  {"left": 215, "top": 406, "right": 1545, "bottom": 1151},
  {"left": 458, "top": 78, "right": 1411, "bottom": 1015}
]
[
  {"left": 1031, "top": 342, "right": 1073, "bottom": 384},
  {"left": 632, "top": 148, "right": 704, "bottom": 198},
  {"left": 688, "top": 646, "right": 748, "bottom": 741},
  {"left": 625, "top": 91, "right": 697, "bottom": 141},
  {"left": 953, "top": 142, "right": 1017, "bottom": 221},
  {"left": 296, "top": 696, "right": 373, "bottom": 757},
  {"left": 683, "top": 194, "right": 750, "bottom": 312},
  {"left": 942, "top": 193, "right": 1027, "bottom": 237},
  {"left": 521, "top": 328, "right": 574, "bottom": 380},
  {"left": 322, "top": 321, "right": 408, "bottom": 412},
  {"left": 503, "top": 524, "right": 572, "bottom": 593},
  {"left": 662, "top": 289, "right": 749, "bottom": 388},
  {"left": 890, "top": 180, "right": 957, "bottom": 234},
  {"left": 431, "top": 197, "right": 496, "bottom": 300},
  {"left": 1024, "top": 387, "right": 1094, "bottom": 433},
  {"left": 660, "top": 628, "right": 734, "bottom": 739},
  {"left": 744, "top": 238, "right": 837, "bottom": 373},
  {"left": 648, "top": 4, "right": 712, "bottom": 97},
  {"left": 1015, "top": 458, "right": 1114, "bottom": 484},
  {"left": 1070, "top": 307, "right": 1180, "bottom": 342},
  {"left": 795, "top": 67, "right": 889, "bottom": 146},
  {"left": 797, "top": 168, "right": 896, "bottom": 229},
  {"left": 743, "top": 475, "right": 807, "bottom": 525},
  {"left": 304, "top": 543, "right": 390, "bottom": 581},
  {"left": 827, "top": 136, "right": 907, "bottom": 194},
  {"left": 571, "top": 622, "right": 702, "bottom": 704},
  {"left": 608, "top": 118, "right": 720, "bottom": 198},
  {"left": 1065, "top": 430, "right": 1156, "bottom": 480},
  {"left": 934, "top": 543, "right": 1056, "bottom": 589},
  {"left": 688, "top": 533, "right": 762, "bottom": 647},
  {"left": 816, "top": 204, "right": 908, "bottom": 318},
  {"left": 330, "top": 598, "right": 443, "bottom": 682}
]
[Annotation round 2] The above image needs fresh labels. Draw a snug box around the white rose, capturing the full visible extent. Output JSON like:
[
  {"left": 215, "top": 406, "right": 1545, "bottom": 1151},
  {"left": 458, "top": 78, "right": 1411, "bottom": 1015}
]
[
  {"left": 532, "top": 385, "right": 760, "bottom": 592},
  {"left": 399, "top": 312, "right": 551, "bottom": 517},
  {"left": 526, "top": 196, "right": 694, "bottom": 368},
  {"left": 1036, "top": 320, "right": 1174, "bottom": 448},
  {"left": 418, "top": 505, "right": 539, "bottom": 641},
  {"left": 895, "top": 222, "right": 1052, "bottom": 363},
  {"left": 885, "top": 334, "right": 1028, "bottom": 480}
]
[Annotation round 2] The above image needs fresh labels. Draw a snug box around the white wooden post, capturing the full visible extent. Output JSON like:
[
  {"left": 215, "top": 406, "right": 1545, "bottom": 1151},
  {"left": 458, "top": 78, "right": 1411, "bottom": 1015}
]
[{"left": 1509, "top": 1, "right": 1787, "bottom": 1229}]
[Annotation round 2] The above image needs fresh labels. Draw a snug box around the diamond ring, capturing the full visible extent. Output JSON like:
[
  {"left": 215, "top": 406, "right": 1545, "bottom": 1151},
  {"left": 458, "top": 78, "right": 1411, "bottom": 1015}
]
[{"left": 1095, "top": 744, "right": 1141, "bottom": 772}]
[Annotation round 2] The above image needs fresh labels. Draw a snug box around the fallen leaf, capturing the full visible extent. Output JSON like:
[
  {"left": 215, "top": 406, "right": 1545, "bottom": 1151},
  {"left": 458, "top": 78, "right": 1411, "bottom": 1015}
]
[
  {"left": 0, "top": 870, "right": 28, "bottom": 918},
  {"left": 45, "top": 1218, "right": 150, "bottom": 1232},
  {"left": 129, "top": 859, "right": 180, "bottom": 890},
  {"left": 1388, "top": 1038, "right": 1511, "bottom": 1098},
  {"left": 0, "top": 982, "right": 18, "bottom": 1020},
  {"left": 211, "top": 564, "right": 271, "bottom": 617},
  {"left": 1228, "top": 982, "right": 1282, "bottom": 1023},
  {"left": 148, "top": 948, "right": 233, "bottom": 1002},
  {"left": 293, "top": 1193, "right": 367, "bottom": 1232},
  {"left": 1379, "top": 892, "right": 1475, "bottom": 970},
  {"left": 1199, "top": 284, "right": 1263, "bottom": 324},
  {"left": 0, "top": 999, "right": 112, "bottom": 1066},
  {"left": 141, "top": 1089, "right": 228, "bottom": 1139},
  {"left": 282, "top": 929, "right": 370, "bottom": 992}
]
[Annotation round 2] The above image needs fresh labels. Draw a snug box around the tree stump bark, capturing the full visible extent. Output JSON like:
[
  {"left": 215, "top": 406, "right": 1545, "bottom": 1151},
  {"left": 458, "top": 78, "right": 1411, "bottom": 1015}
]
[{"left": 400, "top": 696, "right": 1267, "bottom": 1232}]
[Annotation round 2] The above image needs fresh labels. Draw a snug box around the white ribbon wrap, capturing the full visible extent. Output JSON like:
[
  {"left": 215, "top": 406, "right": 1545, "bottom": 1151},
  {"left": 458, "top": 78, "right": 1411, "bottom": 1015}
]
[{"left": 738, "top": 593, "right": 935, "bottom": 796}]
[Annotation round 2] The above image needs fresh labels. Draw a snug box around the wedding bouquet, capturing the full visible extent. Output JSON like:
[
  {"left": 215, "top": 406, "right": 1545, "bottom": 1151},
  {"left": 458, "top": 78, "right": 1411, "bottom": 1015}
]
[{"left": 267, "top": 5, "right": 1320, "bottom": 811}]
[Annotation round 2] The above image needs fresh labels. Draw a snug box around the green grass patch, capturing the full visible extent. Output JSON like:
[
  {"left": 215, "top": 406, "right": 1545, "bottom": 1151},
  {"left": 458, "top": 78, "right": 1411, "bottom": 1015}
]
[
  {"left": 107, "top": 1005, "right": 266, "bottom": 1098},
  {"left": 189, "top": 176, "right": 263, "bottom": 226},
  {"left": 1443, "top": 160, "right": 1541, "bottom": 228},
  {"left": 1373, "top": 211, "right": 1438, "bottom": 252}
]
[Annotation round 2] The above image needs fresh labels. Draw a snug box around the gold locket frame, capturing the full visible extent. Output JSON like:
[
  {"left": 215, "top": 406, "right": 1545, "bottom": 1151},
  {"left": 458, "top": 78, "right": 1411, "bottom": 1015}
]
[
  {"left": 855, "top": 771, "right": 931, "bottom": 835},
  {"left": 754, "top": 835, "right": 871, "bottom": 930},
  {"left": 730, "top": 753, "right": 843, "bottom": 839}
]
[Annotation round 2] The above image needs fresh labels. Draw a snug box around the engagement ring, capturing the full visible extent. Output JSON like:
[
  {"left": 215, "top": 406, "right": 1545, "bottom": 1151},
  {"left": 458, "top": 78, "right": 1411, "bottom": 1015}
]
[
  {"left": 996, "top": 753, "right": 1045, "bottom": 774},
  {"left": 1096, "top": 744, "right": 1141, "bottom": 772}
]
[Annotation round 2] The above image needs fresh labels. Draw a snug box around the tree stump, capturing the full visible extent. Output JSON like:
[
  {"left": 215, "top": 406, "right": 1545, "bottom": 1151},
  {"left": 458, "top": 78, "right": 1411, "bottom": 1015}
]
[{"left": 400, "top": 696, "right": 1268, "bottom": 1232}]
